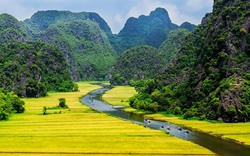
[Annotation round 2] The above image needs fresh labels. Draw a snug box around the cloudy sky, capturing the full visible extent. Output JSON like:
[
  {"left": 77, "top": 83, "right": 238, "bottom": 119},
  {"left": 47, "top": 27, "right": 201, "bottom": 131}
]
[{"left": 0, "top": 0, "right": 213, "bottom": 34}]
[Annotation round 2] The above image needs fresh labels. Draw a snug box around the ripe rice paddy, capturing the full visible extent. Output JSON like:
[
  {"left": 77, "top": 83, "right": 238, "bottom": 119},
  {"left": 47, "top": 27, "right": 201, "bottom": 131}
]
[
  {"left": 104, "top": 86, "right": 250, "bottom": 147},
  {"left": 102, "top": 86, "right": 137, "bottom": 107},
  {"left": 0, "top": 83, "right": 214, "bottom": 155},
  {"left": 146, "top": 114, "right": 250, "bottom": 146}
]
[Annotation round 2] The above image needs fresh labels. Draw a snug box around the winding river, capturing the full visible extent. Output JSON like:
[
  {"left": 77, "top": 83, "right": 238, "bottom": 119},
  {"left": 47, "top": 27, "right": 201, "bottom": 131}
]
[{"left": 81, "top": 86, "right": 250, "bottom": 156}]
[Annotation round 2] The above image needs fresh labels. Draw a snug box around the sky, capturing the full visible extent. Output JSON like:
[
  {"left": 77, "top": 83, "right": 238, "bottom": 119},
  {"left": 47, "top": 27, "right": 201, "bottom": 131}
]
[{"left": 0, "top": 0, "right": 213, "bottom": 34}]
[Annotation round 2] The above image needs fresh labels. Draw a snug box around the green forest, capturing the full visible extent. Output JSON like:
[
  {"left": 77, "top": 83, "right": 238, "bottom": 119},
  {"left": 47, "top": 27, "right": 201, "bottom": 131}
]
[{"left": 129, "top": 0, "right": 250, "bottom": 122}]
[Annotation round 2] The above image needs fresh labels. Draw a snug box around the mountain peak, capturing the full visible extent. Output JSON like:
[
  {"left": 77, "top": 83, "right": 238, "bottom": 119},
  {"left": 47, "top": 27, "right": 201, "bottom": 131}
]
[
  {"left": 149, "top": 7, "right": 171, "bottom": 24},
  {"left": 180, "top": 22, "right": 197, "bottom": 31},
  {"left": 150, "top": 7, "right": 169, "bottom": 17}
]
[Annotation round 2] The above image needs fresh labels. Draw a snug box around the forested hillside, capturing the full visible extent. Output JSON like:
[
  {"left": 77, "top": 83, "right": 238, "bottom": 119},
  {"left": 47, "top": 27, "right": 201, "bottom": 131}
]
[
  {"left": 0, "top": 8, "right": 198, "bottom": 98},
  {"left": 111, "top": 29, "right": 190, "bottom": 85},
  {"left": 0, "top": 14, "right": 77, "bottom": 97},
  {"left": 0, "top": 42, "right": 77, "bottom": 97},
  {"left": 159, "top": 29, "right": 190, "bottom": 62},
  {"left": 0, "top": 14, "right": 28, "bottom": 44},
  {"left": 22, "top": 10, "right": 112, "bottom": 37},
  {"left": 23, "top": 11, "right": 117, "bottom": 81},
  {"left": 130, "top": 0, "right": 250, "bottom": 122},
  {"left": 179, "top": 22, "right": 197, "bottom": 32},
  {"left": 110, "top": 45, "right": 165, "bottom": 85}
]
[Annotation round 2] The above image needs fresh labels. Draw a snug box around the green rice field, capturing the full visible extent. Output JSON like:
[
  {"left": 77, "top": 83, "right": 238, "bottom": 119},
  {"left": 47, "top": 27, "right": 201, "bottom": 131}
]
[{"left": 0, "top": 83, "right": 214, "bottom": 155}]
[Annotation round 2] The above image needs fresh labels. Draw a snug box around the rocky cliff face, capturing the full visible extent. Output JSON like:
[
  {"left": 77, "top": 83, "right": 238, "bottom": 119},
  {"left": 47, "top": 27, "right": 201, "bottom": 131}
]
[
  {"left": 166, "top": 0, "right": 250, "bottom": 122},
  {"left": 131, "top": 0, "right": 250, "bottom": 122}
]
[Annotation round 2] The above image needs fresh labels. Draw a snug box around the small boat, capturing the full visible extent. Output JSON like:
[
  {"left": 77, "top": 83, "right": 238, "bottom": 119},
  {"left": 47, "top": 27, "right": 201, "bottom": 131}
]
[{"left": 112, "top": 106, "right": 125, "bottom": 109}]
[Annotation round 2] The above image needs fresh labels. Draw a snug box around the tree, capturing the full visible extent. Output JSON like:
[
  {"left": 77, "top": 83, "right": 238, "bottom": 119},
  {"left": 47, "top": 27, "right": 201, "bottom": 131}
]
[
  {"left": 58, "top": 98, "right": 68, "bottom": 108},
  {"left": 43, "top": 106, "right": 47, "bottom": 115}
]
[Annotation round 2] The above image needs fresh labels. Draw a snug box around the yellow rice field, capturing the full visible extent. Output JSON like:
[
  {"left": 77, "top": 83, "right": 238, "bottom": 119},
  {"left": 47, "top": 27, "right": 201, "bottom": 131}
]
[
  {"left": 0, "top": 82, "right": 214, "bottom": 155},
  {"left": 146, "top": 114, "right": 250, "bottom": 146},
  {"left": 102, "top": 86, "right": 137, "bottom": 106},
  {"left": 104, "top": 85, "right": 250, "bottom": 147}
]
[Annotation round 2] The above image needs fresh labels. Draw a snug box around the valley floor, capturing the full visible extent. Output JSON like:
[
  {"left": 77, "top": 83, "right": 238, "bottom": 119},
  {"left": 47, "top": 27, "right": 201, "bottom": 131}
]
[
  {"left": 0, "top": 82, "right": 213, "bottom": 155},
  {"left": 103, "top": 86, "right": 250, "bottom": 147}
]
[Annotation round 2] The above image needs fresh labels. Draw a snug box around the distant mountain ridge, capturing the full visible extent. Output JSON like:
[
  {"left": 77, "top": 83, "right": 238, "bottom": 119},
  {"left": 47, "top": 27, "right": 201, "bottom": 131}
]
[
  {"left": 111, "top": 8, "right": 196, "bottom": 53},
  {"left": 0, "top": 8, "right": 197, "bottom": 83},
  {"left": 23, "top": 10, "right": 112, "bottom": 36}
]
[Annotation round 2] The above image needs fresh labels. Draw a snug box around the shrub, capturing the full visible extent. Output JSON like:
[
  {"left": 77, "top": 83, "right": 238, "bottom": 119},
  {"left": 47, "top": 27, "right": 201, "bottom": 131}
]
[
  {"left": 58, "top": 98, "right": 68, "bottom": 108},
  {"left": 183, "top": 109, "right": 195, "bottom": 119},
  {"left": 174, "top": 107, "right": 182, "bottom": 115}
]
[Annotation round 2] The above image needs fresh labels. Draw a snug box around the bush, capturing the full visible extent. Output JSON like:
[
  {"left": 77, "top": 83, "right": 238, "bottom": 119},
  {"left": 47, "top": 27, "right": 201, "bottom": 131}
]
[
  {"left": 43, "top": 106, "right": 47, "bottom": 115},
  {"left": 183, "top": 109, "right": 195, "bottom": 119},
  {"left": 174, "top": 107, "right": 182, "bottom": 115},
  {"left": 0, "top": 90, "right": 25, "bottom": 120},
  {"left": 58, "top": 98, "right": 68, "bottom": 108}
]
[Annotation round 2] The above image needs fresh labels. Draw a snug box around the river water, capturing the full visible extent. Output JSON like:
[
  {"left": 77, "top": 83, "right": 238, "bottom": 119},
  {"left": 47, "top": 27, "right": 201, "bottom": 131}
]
[{"left": 81, "top": 86, "right": 250, "bottom": 156}]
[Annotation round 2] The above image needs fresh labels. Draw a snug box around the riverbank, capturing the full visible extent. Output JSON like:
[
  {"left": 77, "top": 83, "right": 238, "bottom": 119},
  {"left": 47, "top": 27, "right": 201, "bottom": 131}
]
[
  {"left": 103, "top": 85, "right": 250, "bottom": 148},
  {"left": 146, "top": 113, "right": 250, "bottom": 147},
  {"left": 0, "top": 82, "right": 214, "bottom": 155}
]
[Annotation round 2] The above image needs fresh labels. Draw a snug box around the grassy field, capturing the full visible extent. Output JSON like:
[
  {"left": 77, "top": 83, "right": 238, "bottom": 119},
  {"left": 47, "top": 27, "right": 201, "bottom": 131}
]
[
  {"left": 102, "top": 86, "right": 137, "bottom": 106},
  {"left": 0, "top": 83, "right": 214, "bottom": 155},
  {"left": 103, "top": 85, "right": 250, "bottom": 147}
]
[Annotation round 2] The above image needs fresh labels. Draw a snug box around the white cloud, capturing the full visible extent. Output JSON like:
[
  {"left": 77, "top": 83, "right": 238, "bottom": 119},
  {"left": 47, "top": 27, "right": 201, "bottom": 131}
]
[{"left": 0, "top": 0, "right": 36, "bottom": 21}]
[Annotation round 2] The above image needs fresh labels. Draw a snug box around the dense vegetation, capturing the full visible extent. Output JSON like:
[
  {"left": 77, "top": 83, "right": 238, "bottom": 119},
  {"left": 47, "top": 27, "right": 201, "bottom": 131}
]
[
  {"left": 159, "top": 29, "right": 190, "bottom": 62},
  {"left": 110, "top": 45, "right": 165, "bottom": 85},
  {"left": 0, "top": 42, "right": 78, "bottom": 97},
  {"left": 23, "top": 11, "right": 117, "bottom": 81},
  {"left": 111, "top": 8, "right": 195, "bottom": 53},
  {"left": 22, "top": 10, "right": 112, "bottom": 37},
  {"left": 0, "top": 89, "right": 25, "bottom": 120},
  {"left": 111, "top": 29, "right": 190, "bottom": 85},
  {"left": 0, "top": 14, "right": 28, "bottom": 44},
  {"left": 129, "top": 0, "right": 250, "bottom": 122},
  {"left": 180, "top": 22, "right": 197, "bottom": 32}
]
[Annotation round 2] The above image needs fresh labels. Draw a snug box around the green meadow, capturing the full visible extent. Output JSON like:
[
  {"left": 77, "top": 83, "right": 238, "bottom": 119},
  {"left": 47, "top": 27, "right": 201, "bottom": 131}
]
[
  {"left": 0, "top": 82, "right": 214, "bottom": 155},
  {"left": 103, "top": 85, "right": 250, "bottom": 147}
]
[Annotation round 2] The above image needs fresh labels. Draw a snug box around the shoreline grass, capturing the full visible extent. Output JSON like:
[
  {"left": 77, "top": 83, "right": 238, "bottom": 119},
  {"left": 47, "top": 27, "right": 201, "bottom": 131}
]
[{"left": 0, "top": 82, "right": 214, "bottom": 155}]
